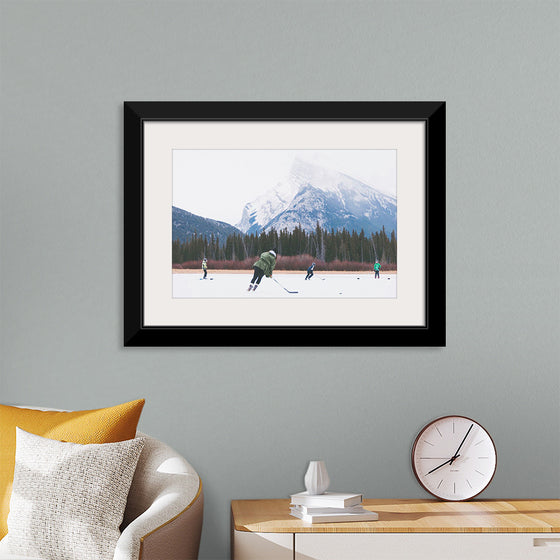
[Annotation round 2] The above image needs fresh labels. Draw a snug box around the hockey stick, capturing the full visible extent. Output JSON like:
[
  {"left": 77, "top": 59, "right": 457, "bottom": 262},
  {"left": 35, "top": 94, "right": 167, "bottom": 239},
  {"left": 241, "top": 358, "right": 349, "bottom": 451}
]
[{"left": 271, "top": 277, "right": 298, "bottom": 294}]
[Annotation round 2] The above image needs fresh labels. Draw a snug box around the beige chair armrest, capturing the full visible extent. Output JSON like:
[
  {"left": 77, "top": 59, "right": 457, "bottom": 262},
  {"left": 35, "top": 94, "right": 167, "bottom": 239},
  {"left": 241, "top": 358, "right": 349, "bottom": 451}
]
[
  {"left": 114, "top": 433, "right": 203, "bottom": 560},
  {"left": 114, "top": 487, "right": 203, "bottom": 560}
]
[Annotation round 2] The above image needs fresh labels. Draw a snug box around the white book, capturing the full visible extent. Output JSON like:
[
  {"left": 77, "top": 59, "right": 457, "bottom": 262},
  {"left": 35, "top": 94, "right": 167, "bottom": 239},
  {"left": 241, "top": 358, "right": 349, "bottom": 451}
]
[
  {"left": 290, "top": 506, "right": 378, "bottom": 524},
  {"left": 290, "top": 491, "right": 363, "bottom": 508},
  {"left": 292, "top": 504, "right": 365, "bottom": 514}
]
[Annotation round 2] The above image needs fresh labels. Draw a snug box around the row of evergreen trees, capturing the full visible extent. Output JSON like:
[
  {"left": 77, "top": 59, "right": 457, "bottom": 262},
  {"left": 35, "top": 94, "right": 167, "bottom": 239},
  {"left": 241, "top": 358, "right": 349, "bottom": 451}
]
[{"left": 172, "top": 224, "right": 397, "bottom": 266}]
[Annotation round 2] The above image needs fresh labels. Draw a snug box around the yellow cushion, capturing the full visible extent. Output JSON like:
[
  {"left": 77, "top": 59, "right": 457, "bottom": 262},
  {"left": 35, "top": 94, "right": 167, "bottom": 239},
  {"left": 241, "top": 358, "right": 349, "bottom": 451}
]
[{"left": 0, "top": 398, "right": 145, "bottom": 539}]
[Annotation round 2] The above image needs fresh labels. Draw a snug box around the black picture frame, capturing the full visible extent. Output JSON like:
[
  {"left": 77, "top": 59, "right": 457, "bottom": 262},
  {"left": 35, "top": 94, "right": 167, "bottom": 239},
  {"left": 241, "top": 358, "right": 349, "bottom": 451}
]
[{"left": 124, "top": 101, "right": 445, "bottom": 347}]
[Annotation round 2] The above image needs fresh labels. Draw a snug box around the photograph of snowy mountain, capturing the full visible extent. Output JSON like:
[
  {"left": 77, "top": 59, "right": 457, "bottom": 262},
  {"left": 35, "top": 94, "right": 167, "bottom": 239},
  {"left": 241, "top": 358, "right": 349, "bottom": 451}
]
[{"left": 172, "top": 149, "right": 397, "bottom": 299}]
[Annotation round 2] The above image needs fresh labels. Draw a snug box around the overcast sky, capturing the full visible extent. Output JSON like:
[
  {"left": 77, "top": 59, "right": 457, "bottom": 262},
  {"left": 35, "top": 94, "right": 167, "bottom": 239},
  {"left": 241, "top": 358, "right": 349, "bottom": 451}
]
[{"left": 173, "top": 149, "right": 396, "bottom": 225}]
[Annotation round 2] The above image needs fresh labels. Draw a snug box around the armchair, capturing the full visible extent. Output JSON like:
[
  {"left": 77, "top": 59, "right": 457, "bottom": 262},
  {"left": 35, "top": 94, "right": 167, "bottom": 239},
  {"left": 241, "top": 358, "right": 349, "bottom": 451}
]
[{"left": 0, "top": 430, "right": 203, "bottom": 560}]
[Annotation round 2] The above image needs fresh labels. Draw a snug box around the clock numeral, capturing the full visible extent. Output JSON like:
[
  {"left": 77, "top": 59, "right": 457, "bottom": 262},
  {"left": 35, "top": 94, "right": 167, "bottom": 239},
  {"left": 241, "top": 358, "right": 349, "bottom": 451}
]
[
  {"left": 423, "top": 440, "right": 435, "bottom": 446},
  {"left": 437, "top": 479, "right": 443, "bottom": 489},
  {"left": 475, "top": 470, "right": 485, "bottom": 476},
  {"left": 435, "top": 427, "right": 443, "bottom": 438},
  {"left": 466, "top": 479, "right": 472, "bottom": 489}
]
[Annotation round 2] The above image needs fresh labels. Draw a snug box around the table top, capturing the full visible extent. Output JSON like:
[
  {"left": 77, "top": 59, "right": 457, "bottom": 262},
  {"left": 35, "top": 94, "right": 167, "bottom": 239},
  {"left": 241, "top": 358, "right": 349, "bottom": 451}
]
[{"left": 231, "top": 499, "right": 560, "bottom": 533}]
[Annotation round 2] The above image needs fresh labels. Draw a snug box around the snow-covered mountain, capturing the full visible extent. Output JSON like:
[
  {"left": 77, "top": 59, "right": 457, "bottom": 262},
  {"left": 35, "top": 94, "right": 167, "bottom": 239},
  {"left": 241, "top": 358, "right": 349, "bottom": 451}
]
[
  {"left": 236, "top": 158, "right": 396, "bottom": 236},
  {"left": 236, "top": 182, "right": 297, "bottom": 234}
]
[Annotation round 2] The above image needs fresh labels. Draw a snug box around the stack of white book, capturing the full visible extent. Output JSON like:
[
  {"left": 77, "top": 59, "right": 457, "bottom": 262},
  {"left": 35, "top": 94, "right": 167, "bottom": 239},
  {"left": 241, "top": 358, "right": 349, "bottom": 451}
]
[{"left": 289, "top": 491, "right": 378, "bottom": 523}]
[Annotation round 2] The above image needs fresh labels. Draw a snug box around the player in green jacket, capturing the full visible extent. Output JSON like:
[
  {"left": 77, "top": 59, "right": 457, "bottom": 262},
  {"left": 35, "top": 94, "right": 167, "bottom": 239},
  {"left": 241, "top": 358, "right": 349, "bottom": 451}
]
[
  {"left": 373, "top": 260, "right": 381, "bottom": 279},
  {"left": 248, "top": 249, "right": 277, "bottom": 291}
]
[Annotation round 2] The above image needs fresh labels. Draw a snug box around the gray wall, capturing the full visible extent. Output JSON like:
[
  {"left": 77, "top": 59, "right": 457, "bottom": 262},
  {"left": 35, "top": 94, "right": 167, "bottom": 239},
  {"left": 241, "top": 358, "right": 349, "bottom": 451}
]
[{"left": 1, "top": 1, "right": 558, "bottom": 559}]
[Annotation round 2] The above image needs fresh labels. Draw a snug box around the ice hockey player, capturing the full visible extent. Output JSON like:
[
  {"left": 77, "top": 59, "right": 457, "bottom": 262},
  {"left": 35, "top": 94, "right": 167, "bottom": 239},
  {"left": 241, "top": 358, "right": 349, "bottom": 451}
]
[
  {"left": 373, "top": 260, "right": 381, "bottom": 279},
  {"left": 305, "top": 262, "right": 316, "bottom": 280},
  {"left": 202, "top": 258, "right": 208, "bottom": 279},
  {"left": 248, "top": 249, "right": 277, "bottom": 291}
]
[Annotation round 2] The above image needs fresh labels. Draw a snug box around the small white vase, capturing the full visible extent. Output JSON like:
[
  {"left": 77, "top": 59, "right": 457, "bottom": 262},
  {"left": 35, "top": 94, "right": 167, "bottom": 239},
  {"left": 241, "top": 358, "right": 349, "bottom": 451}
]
[{"left": 304, "top": 460, "right": 330, "bottom": 495}]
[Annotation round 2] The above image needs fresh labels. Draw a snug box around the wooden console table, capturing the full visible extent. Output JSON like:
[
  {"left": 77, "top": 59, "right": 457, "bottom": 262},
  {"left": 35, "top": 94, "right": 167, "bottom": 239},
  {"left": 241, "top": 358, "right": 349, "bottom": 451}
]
[{"left": 231, "top": 498, "right": 560, "bottom": 559}]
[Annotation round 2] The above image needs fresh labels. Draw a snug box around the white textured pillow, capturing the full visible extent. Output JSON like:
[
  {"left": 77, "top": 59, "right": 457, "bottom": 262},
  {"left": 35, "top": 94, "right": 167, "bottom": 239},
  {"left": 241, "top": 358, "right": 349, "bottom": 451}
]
[{"left": 3, "top": 428, "right": 144, "bottom": 560}]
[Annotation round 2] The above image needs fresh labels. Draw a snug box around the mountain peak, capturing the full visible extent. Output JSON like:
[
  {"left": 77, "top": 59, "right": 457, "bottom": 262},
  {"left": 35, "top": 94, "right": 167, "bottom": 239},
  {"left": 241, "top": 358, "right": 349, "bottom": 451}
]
[{"left": 236, "top": 157, "right": 396, "bottom": 236}]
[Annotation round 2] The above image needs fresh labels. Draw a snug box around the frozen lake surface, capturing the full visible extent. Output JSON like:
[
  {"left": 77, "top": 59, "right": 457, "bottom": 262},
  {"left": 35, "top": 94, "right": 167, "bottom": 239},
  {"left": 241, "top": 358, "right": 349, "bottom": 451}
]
[{"left": 173, "top": 272, "right": 396, "bottom": 299}]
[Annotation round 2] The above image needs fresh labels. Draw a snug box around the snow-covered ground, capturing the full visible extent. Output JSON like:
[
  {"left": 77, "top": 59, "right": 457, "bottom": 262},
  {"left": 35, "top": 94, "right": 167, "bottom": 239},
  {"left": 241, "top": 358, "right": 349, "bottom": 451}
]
[{"left": 173, "top": 272, "right": 396, "bottom": 299}]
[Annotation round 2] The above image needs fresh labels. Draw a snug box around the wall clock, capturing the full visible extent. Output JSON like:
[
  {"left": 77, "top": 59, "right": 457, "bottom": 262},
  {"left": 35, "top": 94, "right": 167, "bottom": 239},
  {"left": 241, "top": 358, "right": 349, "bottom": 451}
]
[{"left": 411, "top": 415, "right": 497, "bottom": 501}]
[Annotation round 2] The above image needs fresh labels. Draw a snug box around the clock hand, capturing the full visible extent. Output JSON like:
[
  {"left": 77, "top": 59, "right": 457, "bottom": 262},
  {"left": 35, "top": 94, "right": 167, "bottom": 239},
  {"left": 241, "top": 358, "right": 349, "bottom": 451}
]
[
  {"left": 426, "top": 455, "right": 460, "bottom": 475},
  {"left": 449, "top": 424, "right": 473, "bottom": 465},
  {"left": 426, "top": 424, "right": 473, "bottom": 474}
]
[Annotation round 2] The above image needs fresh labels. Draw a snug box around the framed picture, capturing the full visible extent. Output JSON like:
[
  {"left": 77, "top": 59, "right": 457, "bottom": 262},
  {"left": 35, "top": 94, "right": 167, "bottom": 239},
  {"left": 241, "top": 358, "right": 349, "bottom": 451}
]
[{"left": 124, "top": 101, "right": 445, "bottom": 346}]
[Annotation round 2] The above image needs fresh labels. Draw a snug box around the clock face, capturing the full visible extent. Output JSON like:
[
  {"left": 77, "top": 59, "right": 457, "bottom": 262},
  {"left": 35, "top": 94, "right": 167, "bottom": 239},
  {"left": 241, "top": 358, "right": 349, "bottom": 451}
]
[{"left": 412, "top": 416, "right": 497, "bottom": 501}]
